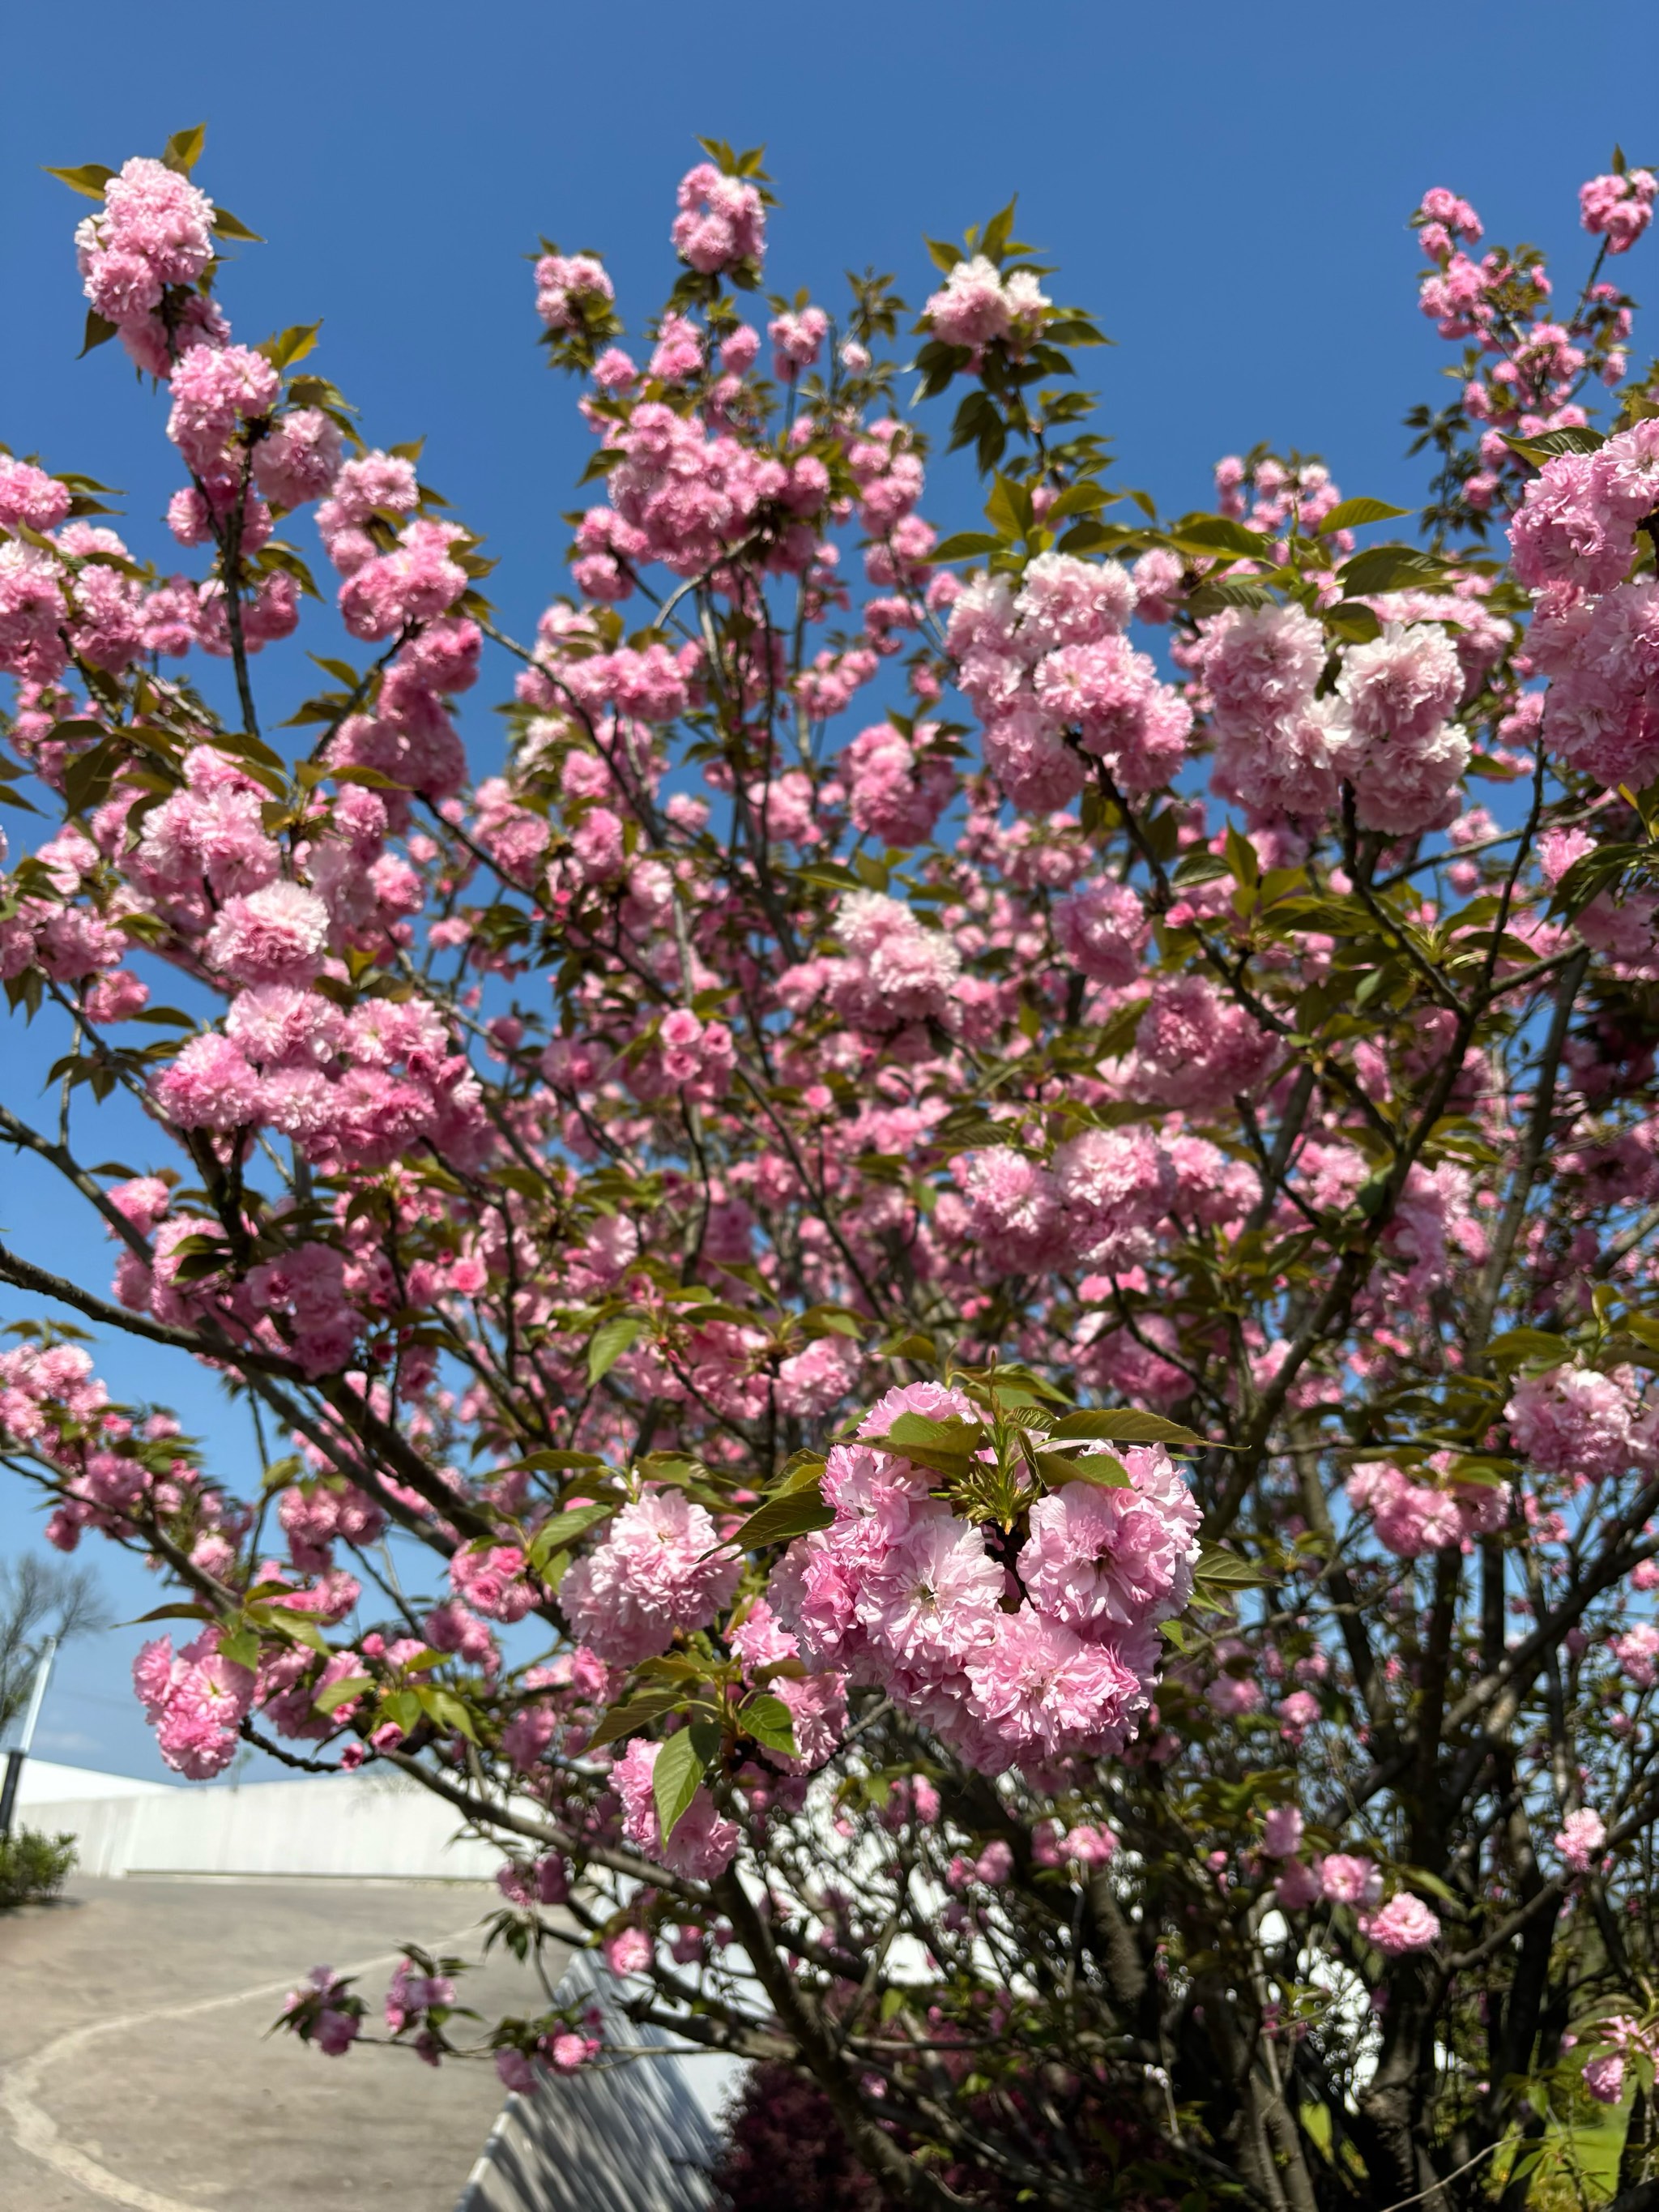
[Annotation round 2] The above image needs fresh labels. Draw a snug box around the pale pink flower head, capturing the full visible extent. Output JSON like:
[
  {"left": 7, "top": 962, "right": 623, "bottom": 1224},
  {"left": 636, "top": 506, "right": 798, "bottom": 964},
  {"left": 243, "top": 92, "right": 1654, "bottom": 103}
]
[
  {"left": 0, "top": 458, "right": 71, "bottom": 536},
  {"left": 1358, "top": 1893, "right": 1440, "bottom": 1954},
  {"left": 975, "top": 1838, "right": 1014, "bottom": 1885},
  {"left": 1276, "top": 1689, "right": 1320, "bottom": 1743},
  {"left": 95, "top": 156, "right": 216, "bottom": 287},
  {"left": 603, "top": 1926, "right": 652, "bottom": 1977},
  {"left": 1613, "top": 1621, "right": 1659, "bottom": 1687},
  {"left": 769, "top": 306, "right": 829, "bottom": 379},
  {"left": 1581, "top": 169, "right": 1657, "bottom": 254},
  {"left": 1318, "top": 1853, "right": 1382, "bottom": 1909},
  {"left": 1555, "top": 1806, "right": 1607, "bottom": 1873},
  {"left": 856, "top": 1380, "right": 976, "bottom": 1441},
  {"left": 925, "top": 258, "right": 1010, "bottom": 350},
  {"left": 1274, "top": 1860, "right": 1323, "bottom": 1911},
  {"left": 1199, "top": 604, "right": 1324, "bottom": 739},
  {"left": 965, "top": 1604, "right": 1145, "bottom": 1769},
  {"left": 672, "top": 164, "right": 766, "bottom": 275},
  {"left": 203, "top": 880, "right": 331, "bottom": 986},
  {"left": 1335, "top": 621, "right": 1462, "bottom": 745},
  {"left": 1507, "top": 1364, "right": 1635, "bottom": 1484},
  {"left": 961, "top": 1148, "right": 1066, "bottom": 1275},
  {"left": 1260, "top": 1805, "right": 1303, "bottom": 1858},
  {"left": 253, "top": 409, "right": 343, "bottom": 509},
  {"left": 1053, "top": 878, "right": 1147, "bottom": 986},
  {"left": 1584, "top": 2052, "right": 1627, "bottom": 2105},
  {"left": 1013, "top": 553, "right": 1135, "bottom": 653},
  {"left": 1132, "top": 974, "right": 1275, "bottom": 1116},
  {"left": 153, "top": 1031, "right": 263, "bottom": 1133},
  {"left": 534, "top": 253, "right": 614, "bottom": 332},
  {"left": 559, "top": 1488, "right": 741, "bottom": 1666},
  {"left": 1018, "top": 1448, "right": 1200, "bottom": 1638},
  {"left": 1508, "top": 452, "right": 1627, "bottom": 595},
  {"left": 855, "top": 1514, "right": 1006, "bottom": 1679}
]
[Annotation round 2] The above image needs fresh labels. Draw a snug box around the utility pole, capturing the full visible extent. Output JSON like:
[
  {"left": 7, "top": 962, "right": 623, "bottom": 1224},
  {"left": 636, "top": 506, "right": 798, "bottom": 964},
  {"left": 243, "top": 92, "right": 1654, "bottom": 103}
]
[{"left": 0, "top": 1635, "right": 58, "bottom": 1841}]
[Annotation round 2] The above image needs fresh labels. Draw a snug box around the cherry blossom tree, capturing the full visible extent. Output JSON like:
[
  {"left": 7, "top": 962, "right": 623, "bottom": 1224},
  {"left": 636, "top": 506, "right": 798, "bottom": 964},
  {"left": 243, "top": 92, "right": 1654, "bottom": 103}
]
[{"left": 6, "top": 119, "right": 1659, "bottom": 2207}]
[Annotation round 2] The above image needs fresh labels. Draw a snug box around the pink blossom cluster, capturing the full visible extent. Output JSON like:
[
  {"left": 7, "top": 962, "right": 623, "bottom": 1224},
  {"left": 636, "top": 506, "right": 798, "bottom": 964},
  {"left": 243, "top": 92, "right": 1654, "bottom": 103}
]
[
  {"left": 0, "top": 495, "right": 250, "bottom": 688},
  {"left": 842, "top": 721, "right": 955, "bottom": 848},
  {"left": 1357, "top": 1892, "right": 1442, "bottom": 1955},
  {"left": 1343, "top": 1460, "right": 1511, "bottom": 1558},
  {"left": 613, "top": 1735, "right": 742, "bottom": 1879},
  {"left": 75, "top": 156, "right": 220, "bottom": 374},
  {"left": 671, "top": 164, "right": 766, "bottom": 275},
  {"left": 134, "top": 1627, "right": 254, "bottom": 1779},
  {"left": 767, "top": 1385, "right": 1199, "bottom": 1772},
  {"left": 1506, "top": 1364, "right": 1641, "bottom": 1484},
  {"left": 1580, "top": 169, "right": 1657, "bottom": 254},
  {"left": 804, "top": 889, "right": 964, "bottom": 1040},
  {"left": 1508, "top": 421, "right": 1659, "bottom": 789},
  {"left": 535, "top": 252, "right": 615, "bottom": 332},
  {"left": 1128, "top": 974, "right": 1276, "bottom": 1117},
  {"left": 1580, "top": 2013, "right": 1659, "bottom": 2105},
  {"left": 1556, "top": 1805, "right": 1607, "bottom": 1873},
  {"left": 960, "top": 1126, "right": 1174, "bottom": 1277},
  {"left": 924, "top": 258, "right": 1051, "bottom": 353},
  {"left": 1201, "top": 604, "right": 1468, "bottom": 835},
  {"left": 949, "top": 559, "right": 1191, "bottom": 812},
  {"left": 560, "top": 1488, "right": 742, "bottom": 1665},
  {"left": 769, "top": 306, "right": 829, "bottom": 380}
]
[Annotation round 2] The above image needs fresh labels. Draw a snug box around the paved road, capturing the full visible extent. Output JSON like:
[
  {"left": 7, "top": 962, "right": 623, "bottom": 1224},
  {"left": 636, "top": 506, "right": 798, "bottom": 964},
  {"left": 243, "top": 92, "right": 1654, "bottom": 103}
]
[{"left": 0, "top": 1877, "right": 567, "bottom": 2212}]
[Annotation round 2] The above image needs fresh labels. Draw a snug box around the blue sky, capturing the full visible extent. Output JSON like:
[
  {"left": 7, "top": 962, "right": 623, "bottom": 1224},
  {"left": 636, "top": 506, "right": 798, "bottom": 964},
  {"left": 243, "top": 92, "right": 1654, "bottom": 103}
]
[{"left": 2, "top": 0, "right": 1657, "bottom": 1777}]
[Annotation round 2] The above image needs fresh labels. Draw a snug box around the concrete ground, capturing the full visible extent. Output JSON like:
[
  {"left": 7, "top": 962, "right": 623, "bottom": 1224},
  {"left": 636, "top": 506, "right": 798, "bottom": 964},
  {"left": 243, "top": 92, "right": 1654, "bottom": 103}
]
[{"left": 0, "top": 1876, "right": 569, "bottom": 2212}]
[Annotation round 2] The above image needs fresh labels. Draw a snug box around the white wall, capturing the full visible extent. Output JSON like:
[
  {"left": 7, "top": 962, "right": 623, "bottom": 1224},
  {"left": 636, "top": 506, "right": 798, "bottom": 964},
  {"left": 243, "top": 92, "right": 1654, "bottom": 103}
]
[
  {"left": 22, "top": 1768, "right": 506, "bottom": 1881},
  {"left": 16, "top": 1757, "right": 177, "bottom": 1804}
]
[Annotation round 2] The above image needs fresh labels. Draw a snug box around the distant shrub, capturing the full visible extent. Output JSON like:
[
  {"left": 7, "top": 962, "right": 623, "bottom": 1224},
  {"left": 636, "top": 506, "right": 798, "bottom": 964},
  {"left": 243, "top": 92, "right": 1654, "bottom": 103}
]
[{"left": 0, "top": 1827, "right": 76, "bottom": 1907}]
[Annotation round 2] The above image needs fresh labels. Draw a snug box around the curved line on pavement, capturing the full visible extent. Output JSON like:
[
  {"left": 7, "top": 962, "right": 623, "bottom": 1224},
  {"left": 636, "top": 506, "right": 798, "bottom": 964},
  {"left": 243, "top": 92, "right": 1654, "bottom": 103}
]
[{"left": 0, "top": 1920, "right": 484, "bottom": 2211}]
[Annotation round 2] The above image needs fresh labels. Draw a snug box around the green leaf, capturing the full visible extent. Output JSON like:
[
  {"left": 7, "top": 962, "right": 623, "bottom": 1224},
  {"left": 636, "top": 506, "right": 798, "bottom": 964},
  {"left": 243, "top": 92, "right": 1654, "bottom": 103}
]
[
  {"left": 1186, "top": 576, "right": 1275, "bottom": 614},
  {"left": 417, "top": 1686, "right": 479, "bottom": 1743},
  {"left": 1048, "top": 1409, "right": 1207, "bottom": 1450},
  {"left": 1484, "top": 1327, "right": 1568, "bottom": 1369},
  {"left": 525, "top": 1501, "right": 617, "bottom": 1575},
  {"left": 1316, "top": 497, "right": 1410, "bottom": 534},
  {"left": 800, "top": 1305, "right": 864, "bottom": 1340},
  {"left": 1322, "top": 600, "right": 1384, "bottom": 644},
  {"left": 883, "top": 1412, "right": 986, "bottom": 1453},
  {"left": 586, "top": 1691, "right": 684, "bottom": 1752},
  {"left": 381, "top": 1689, "right": 423, "bottom": 1734},
  {"left": 211, "top": 207, "right": 265, "bottom": 244},
  {"left": 651, "top": 1729, "right": 706, "bottom": 1843},
  {"left": 1037, "top": 1448, "right": 1132, "bottom": 1489},
  {"left": 724, "top": 1480, "right": 835, "bottom": 1552},
  {"left": 1164, "top": 515, "right": 1273, "bottom": 561},
  {"left": 1193, "top": 1546, "right": 1273, "bottom": 1588},
  {"left": 737, "top": 1693, "right": 797, "bottom": 1757},
  {"left": 313, "top": 1675, "right": 372, "bottom": 1715},
  {"left": 587, "top": 1314, "right": 644, "bottom": 1386},
  {"left": 258, "top": 322, "right": 322, "bottom": 371},
  {"left": 1043, "top": 482, "right": 1110, "bottom": 522},
  {"left": 258, "top": 1606, "right": 328, "bottom": 1652},
  {"left": 161, "top": 123, "right": 207, "bottom": 177},
  {"left": 1335, "top": 544, "right": 1446, "bottom": 596},
  {"left": 1501, "top": 425, "right": 1605, "bottom": 467},
  {"left": 44, "top": 163, "right": 115, "bottom": 201},
  {"left": 218, "top": 1626, "right": 260, "bottom": 1671},
  {"left": 795, "top": 860, "right": 865, "bottom": 893},
  {"left": 983, "top": 474, "right": 1034, "bottom": 541},
  {"left": 931, "top": 532, "right": 1005, "bottom": 562}
]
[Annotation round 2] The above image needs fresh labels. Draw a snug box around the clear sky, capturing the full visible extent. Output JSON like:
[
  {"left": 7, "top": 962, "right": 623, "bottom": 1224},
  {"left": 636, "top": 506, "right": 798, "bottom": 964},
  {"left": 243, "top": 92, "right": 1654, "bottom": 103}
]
[{"left": 2, "top": 0, "right": 1657, "bottom": 1778}]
